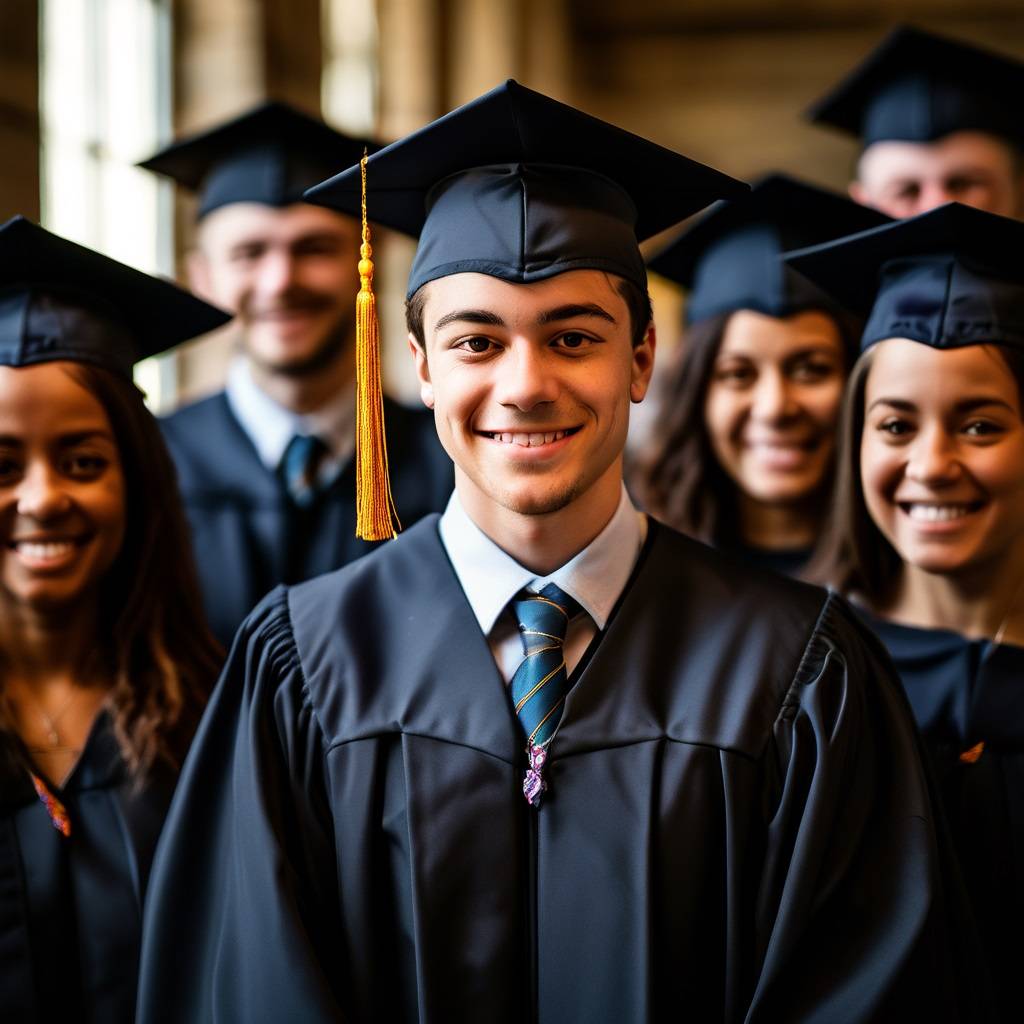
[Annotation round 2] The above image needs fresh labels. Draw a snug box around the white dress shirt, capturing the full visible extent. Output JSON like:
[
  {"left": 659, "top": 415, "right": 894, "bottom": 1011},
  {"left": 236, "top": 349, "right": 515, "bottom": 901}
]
[
  {"left": 438, "top": 486, "right": 647, "bottom": 682},
  {"left": 224, "top": 356, "right": 356, "bottom": 481}
]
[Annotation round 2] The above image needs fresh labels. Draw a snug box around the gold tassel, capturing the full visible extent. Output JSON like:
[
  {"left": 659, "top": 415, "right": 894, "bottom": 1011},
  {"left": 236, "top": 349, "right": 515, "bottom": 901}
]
[{"left": 354, "top": 151, "right": 399, "bottom": 540}]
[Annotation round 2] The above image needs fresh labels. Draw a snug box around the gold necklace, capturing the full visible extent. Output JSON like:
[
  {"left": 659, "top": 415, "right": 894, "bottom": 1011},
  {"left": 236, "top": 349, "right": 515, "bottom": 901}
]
[{"left": 8, "top": 685, "right": 81, "bottom": 751}]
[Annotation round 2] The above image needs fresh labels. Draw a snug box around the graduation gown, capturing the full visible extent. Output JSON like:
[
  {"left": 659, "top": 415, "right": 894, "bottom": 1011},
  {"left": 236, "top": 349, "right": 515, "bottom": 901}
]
[
  {"left": 0, "top": 712, "right": 177, "bottom": 1022},
  {"left": 138, "top": 519, "right": 989, "bottom": 1023},
  {"left": 726, "top": 542, "right": 813, "bottom": 580},
  {"left": 858, "top": 612, "right": 1024, "bottom": 1022},
  {"left": 160, "top": 392, "right": 453, "bottom": 648}
]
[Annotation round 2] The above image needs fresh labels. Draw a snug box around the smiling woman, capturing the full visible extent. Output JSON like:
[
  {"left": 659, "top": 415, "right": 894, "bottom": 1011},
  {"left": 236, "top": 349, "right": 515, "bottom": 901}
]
[
  {"left": 634, "top": 175, "right": 882, "bottom": 577},
  {"left": 0, "top": 217, "right": 227, "bottom": 1020},
  {"left": 794, "top": 201, "right": 1024, "bottom": 1018},
  {"left": 860, "top": 341, "right": 1024, "bottom": 587},
  {"left": 0, "top": 366, "right": 125, "bottom": 616}
]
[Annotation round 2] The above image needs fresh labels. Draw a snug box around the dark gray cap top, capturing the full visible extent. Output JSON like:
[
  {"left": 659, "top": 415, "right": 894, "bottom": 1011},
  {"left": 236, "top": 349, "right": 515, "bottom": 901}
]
[
  {"left": 0, "top": 216, "right": 231, "bottom": 377},
  {"left": 784, "top": 202, "right": 1024, "bottom": 354},
  {"left": 807, "top": 25, "right": 1024, "bottom": 148},
  {"left": 648, "top": 173, "right": 890, "bottom": 325},
  {"left": 138, "top": 101, "right": 382, "bottom": 219},
  {"left": 304, "top": 79, "right": 749, "bottom": 298}
]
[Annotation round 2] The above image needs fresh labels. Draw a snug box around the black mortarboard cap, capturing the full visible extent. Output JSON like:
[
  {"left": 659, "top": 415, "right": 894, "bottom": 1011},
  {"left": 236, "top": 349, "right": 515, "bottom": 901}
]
[
  {"left": 784, "top": 202, "right": 1024, "bottom": 353},
  {"left": 808, "top": 26, "right": 1024, "bottom": 148},
  {"left": 138, "top": 101, "right": 382, "bottom": 219},
  {"left": 648, "top": 173, "right": 890, "bottom": 325},
  {"left": 0, "top": 216, "right": 231, "bottom": 377},
  {"left": 303, "top": 79, "right": 748, "bottom": 299}
]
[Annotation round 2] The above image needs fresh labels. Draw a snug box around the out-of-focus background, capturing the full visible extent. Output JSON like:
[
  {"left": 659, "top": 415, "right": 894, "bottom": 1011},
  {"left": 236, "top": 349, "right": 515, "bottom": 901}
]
[{"left": 3, "top": 0, "right": 1023, "bottom": 411}]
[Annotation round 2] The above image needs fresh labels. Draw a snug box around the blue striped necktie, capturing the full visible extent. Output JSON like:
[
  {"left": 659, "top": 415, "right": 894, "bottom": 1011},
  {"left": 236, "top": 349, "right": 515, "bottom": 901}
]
[
  {"left": 281, "top": 434, "right": 328, "bottom": 507},
  {"left": 509, "top": 582, "right": 582, "bottom": 807}
]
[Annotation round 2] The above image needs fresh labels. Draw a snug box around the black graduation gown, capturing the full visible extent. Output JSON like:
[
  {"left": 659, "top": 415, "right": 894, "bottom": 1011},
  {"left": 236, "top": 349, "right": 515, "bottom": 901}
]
[
  {"left": 857, "top": 612, "right": 1024, "bottom": 1022},
  {"left": 726, "top": 542, "right": 813, "bottom": 580},
  {"left": 137, "top": 519, "right": 990, "bottom": 1023},
  {"left": 160, "top": 392, "right": 453, "bottom": 648},
  {"left": 0, "top": 712, "right": 177, "bottom": 1022}
]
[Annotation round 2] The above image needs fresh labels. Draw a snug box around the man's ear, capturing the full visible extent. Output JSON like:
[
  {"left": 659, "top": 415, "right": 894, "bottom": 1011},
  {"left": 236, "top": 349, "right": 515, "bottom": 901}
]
[
  {"left": 409, "top": 334, "right": 434, "bottom": 409},
  {"left": 630, "top": 321, "right": 656, "bottom": 403}
]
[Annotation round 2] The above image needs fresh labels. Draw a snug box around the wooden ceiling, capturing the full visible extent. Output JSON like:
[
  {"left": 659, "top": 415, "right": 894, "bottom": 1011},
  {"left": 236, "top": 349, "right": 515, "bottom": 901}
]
[{"left": 566, "top": 0, "right": 1024, "bottom": 36}]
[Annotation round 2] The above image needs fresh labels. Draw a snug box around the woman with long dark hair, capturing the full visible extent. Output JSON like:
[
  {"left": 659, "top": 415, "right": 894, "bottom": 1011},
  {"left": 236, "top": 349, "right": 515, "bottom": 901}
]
[
  {"left": 0, "top": 217, "right": 228, "bottom": 1020},
  {"left": 635, "top": 175, "right": 886, "bottom": 575},
  {"left": 795, "top": 202, "right": 1024, "bottom": 1019}
]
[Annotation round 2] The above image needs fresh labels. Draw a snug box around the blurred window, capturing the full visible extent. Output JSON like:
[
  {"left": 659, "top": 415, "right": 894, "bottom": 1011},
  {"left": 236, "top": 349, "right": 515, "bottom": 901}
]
[
  {"left": 322, "top": 0, "right": 377, "bottom": 134},
  {"left": 40, "top": 0, "right": 175, "bottom": 409}
]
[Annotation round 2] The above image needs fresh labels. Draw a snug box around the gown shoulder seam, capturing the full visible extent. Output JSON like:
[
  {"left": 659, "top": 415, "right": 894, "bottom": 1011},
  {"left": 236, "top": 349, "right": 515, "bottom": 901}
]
[
  {"left": 777, "top": 589, "right": 841, "bottom": 721},
  {"left": 270, "top": 588, "right": 329, "bottom": 743}
]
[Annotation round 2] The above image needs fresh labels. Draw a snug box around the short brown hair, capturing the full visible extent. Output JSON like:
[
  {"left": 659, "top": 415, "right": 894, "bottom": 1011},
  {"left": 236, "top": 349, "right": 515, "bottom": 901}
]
[{"left": 405, "top": 274, "right": 653, "bottom": 349}]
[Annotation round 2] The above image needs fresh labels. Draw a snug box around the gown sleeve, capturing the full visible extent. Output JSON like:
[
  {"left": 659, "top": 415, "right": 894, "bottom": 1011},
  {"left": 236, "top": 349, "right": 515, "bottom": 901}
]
[
  {"left": 136, "top": 587, "right": 348, "bottom": 1024},
  {"left": 746, "top": 592, "right": 995, "bottom": 1023}
]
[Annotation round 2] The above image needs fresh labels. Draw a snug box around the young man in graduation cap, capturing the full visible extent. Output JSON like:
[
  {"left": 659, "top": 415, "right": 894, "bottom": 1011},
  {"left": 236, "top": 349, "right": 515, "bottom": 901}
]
[
  {"left": 809, "top": 25, "right": 1024, "bottom": 220},
  {"left": 139, "top": 102, "right": 453, "bottom": 648},
  {"left": 137, "top": 83, "right": 988, "bottom": 1023}
]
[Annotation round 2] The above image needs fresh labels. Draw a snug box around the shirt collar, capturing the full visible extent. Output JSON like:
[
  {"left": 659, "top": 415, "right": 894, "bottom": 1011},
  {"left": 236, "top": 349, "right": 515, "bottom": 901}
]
[
  {"left": 224, "top": 356, "right": 356, "bottom": 471},
  {"left": 438, "top": 485, "right": 647, "bottom": 635}
]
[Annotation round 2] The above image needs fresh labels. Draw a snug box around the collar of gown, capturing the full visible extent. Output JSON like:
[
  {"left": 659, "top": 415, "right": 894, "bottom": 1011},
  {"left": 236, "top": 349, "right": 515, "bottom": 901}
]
[
  {"left": 438, "top": 485, "right": 647, "bottom": 635},
  {"left": 224, "top": 356, "right": 356, "bottom": 471}
]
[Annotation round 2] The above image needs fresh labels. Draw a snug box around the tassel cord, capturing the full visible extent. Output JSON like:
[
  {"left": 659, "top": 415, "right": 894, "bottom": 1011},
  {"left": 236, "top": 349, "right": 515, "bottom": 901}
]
[{"left": 354, "top": 151, "right": 400, "bottom": 540}]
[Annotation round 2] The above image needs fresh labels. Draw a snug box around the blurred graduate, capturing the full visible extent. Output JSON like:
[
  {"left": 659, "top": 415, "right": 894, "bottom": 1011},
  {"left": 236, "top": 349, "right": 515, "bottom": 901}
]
[
  {"left": 0, "top": 217, "right": 225, "bottom": 1020},
  {"left": 636, "top": 174, "right": 887, "bottom": 576},
  {"left": 138, "top": 84, "right": 990, "bottom": 1023},
  {"left": 140, "top": 103, "right": 453, "bottom": 648},
  {"left": 809, "top": 25, "right": 1024, "bottom": 219},
  {"left": 794, "top": 203, "right": 1024, "bottom": 1019}
]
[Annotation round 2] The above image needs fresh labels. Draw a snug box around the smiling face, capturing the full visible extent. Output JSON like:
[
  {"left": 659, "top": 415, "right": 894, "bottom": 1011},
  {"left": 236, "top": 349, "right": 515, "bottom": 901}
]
[
  {"left": 411, "top": 270, "right": 653, "bottom": 536},
  {"left": 0, "top": 362, "right": 126, "bottom": 615},
  {"left": 190, "top": 201, "right": 361, "bottom": 376},
  {"left": 703, "top": 309, "right": 846, "bottom": 508},
  {"left": 861, "top": 339, "right": 1024, "bottom": 577},
  {"left": 851, "top": 131, "right": 1023, "bottom": 219}
]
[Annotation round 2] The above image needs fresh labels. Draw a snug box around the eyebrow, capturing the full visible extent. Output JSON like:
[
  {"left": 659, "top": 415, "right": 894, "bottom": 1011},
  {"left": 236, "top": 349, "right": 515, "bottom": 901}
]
[
  {"left": 717, "top": 343, "right": 839, "bottom": 362},
  {"left": 944, "top": 168, "right": 997, "bottom": 181},
  {"left": 433, "top": 309, "right": 506, "bottom": 332},
  {"left": 59, "top": 429, "right": 116, "bottom": 445},
  {"left": 433, "top": 302, "right": 617, "bottom": 334},
  {"left": 955, "top": 396, "right": 1017, "bottom": 414},
  {"left": 0, "top": 429, "right": 114, "bottom": 447},
  {"left": 291, "top": 232, "right": 349, "bottom": 249},
  {"left": 227, "top": 239, "right": 267, "bottom": 255},
  {"left": 536, "top": 303, "right": 617, "bottom": 326},
  {"left": 867, "top": 396, "right": 1017, "bottom": 414}
]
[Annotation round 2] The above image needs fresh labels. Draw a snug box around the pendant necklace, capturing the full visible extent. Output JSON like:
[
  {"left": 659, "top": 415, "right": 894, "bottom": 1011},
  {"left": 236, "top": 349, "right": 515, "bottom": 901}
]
[
  {"left": 11, "top": 685, "right": 81, "bottom": 752},
  {"left": 3, "top": 687, "right": 81, "bottom": 837}
]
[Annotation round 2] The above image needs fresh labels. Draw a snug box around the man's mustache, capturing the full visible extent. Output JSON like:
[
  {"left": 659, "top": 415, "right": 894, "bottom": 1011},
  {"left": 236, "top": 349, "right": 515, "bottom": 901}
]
[{"left": 243, "top": 288, "right": 338, "bottom": 317}]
